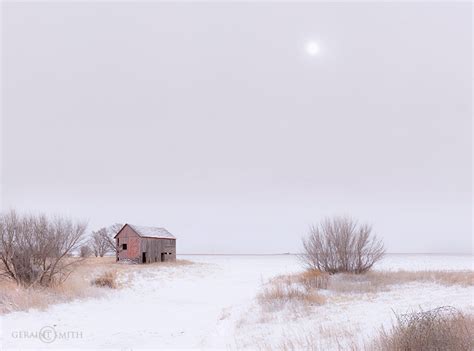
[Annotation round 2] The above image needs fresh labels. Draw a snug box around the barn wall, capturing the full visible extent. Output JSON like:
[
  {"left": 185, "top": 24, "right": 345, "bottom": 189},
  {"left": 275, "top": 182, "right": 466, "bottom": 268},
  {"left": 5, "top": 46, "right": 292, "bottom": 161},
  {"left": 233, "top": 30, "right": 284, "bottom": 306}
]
[
  {"left": 116, "top": 225, "right": 177, "bottom": 264},
  {"left": 140, "top": 238, "right": 176, "bottom": 263},
  {"left": 167, "top": 239, "right": 177, "bottom": 261},
  {"left": 116, "top": 225, "right": 141, "bottom": 262}
]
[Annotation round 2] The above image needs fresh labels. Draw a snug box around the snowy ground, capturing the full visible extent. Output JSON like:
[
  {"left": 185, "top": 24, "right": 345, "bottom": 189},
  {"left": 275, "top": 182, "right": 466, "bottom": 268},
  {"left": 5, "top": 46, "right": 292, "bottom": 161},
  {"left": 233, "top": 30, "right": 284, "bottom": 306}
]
[{"left": 1, "top": 254, "right": 472, "bottom": 350}]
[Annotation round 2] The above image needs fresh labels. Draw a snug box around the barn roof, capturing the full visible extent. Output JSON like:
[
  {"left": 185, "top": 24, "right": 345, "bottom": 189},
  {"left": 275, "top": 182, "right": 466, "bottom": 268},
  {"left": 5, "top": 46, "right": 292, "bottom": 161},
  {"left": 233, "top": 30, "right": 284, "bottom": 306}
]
[{"left": 115, "top": 224, "right": 176, "bottom": 239}]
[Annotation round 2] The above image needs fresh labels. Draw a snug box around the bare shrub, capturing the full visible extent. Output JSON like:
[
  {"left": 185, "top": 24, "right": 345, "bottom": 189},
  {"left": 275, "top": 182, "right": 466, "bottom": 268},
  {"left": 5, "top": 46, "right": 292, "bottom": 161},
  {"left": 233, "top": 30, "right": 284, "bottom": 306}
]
[
  {"left": 0, "top": 210, "right": 87, "bottom": 287},
  {"left": 301, "top": 216, "right": 385, "bottom": 274},
  {"left": 80, "top": 245, "right": 92, "bottom": 258},
  {"left": 91, "top": 271, "right": 117, "bottom": 289},
  {"left": 370, "top": 306, "right": 474, "bottom": 351}
]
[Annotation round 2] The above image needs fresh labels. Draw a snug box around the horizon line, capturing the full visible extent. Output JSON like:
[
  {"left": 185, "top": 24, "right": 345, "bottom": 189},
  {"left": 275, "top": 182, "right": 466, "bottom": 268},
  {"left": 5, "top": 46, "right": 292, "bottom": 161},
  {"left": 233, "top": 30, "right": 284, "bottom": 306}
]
[{"left": 178, "top": 252, "right": 473, "bottom": 256}]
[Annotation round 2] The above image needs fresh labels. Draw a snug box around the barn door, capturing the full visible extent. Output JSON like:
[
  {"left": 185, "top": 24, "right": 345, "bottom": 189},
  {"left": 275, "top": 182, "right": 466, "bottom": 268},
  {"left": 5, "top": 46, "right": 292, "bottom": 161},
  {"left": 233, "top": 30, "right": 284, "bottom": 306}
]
[
  {"left": 161, "top": 253, "right": 165, "bottom": 262},
  {"left": 142, "top": 252, "right": 147, "bottom": 263}
]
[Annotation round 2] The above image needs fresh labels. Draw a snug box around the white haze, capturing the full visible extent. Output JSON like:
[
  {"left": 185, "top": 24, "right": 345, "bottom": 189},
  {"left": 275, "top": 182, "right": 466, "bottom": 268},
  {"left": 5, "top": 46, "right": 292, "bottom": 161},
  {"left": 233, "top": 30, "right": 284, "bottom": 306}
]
[{"left": 1, "top": 2, "right": 472, "bottom": 254}]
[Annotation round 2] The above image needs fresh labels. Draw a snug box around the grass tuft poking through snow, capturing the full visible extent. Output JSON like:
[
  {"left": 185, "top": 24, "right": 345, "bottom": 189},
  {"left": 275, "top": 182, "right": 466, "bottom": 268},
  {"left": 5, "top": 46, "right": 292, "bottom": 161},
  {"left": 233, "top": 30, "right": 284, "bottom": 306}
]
[
  {"left": 250, "top": 267, "right": 474, "bottom": 350},
  {"left": 328, "top": 270, "right": 474, "bottom": 294},
  {"left": 370, "top": 306, "right": 474, "bottom": 351},
  {"left": 257, "top": 272, "right": 327, "bottom": 312},
  {"left": 91, "top": 271, "right": 118, "bottom": 289},
  {"left": 256, "top": 269, "right": 473, "bottom": 312}
]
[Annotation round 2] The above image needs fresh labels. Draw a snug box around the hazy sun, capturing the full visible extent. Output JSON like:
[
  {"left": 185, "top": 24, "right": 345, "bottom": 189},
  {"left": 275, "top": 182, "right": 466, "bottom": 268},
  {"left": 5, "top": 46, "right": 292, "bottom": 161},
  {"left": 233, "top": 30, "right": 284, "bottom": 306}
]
[{"left": 306, "top": 41, "right": 320, "bottom": 56}]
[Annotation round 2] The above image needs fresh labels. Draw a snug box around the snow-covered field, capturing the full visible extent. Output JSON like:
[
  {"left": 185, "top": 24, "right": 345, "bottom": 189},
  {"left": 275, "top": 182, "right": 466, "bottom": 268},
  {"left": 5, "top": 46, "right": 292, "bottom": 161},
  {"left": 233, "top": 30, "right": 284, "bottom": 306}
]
[{"left": 1, "top": 254, "right": 472, "bottom": 350}]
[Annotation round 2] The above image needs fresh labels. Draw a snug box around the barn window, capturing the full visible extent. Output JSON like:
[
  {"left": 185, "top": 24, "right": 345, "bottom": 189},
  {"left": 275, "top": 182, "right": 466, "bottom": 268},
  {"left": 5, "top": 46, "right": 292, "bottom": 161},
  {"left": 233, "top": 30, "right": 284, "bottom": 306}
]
[{"left": 122, "top": 244, "right": 127, "bottom": 250}]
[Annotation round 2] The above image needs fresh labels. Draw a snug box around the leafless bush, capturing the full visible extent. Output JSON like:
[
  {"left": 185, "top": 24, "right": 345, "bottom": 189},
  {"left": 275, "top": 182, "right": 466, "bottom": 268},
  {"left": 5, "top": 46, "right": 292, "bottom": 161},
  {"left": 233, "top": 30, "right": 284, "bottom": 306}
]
[
  {"left": 370, "top": 306, "right": 474, "bottom": 351},
  {"left": 91, "top": 270, "right": 118, "bottom": 289},
  {"left": 79, "top": 245, "right": 93, "bottom": 258},
  {"left": 0, "top": 210, "right": 87, "bottom": 287},
  {"left": 301, "top": 216, "right": 385, "bottom": 274}
]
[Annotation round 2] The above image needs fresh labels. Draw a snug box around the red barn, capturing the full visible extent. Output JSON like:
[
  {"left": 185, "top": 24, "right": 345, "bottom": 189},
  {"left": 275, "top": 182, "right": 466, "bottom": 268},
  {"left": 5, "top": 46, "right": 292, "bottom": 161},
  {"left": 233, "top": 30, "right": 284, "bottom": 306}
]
[{"left": 114, "top": 224, "right": 176, "bottom": 263}]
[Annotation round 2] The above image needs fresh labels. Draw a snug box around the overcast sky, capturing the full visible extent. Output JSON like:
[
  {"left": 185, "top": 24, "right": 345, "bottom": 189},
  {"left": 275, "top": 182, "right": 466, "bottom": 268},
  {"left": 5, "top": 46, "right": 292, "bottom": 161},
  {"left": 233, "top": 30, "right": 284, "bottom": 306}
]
[{"left": 1, "top": 2, "right": 472, "bottom": 254}]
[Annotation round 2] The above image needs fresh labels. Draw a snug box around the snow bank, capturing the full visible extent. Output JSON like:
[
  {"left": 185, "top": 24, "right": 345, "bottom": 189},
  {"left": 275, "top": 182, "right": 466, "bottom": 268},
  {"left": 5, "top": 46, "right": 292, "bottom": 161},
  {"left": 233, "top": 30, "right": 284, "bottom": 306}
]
[{"left": 0, "top": 254, "right": 472, "bottom": 349}]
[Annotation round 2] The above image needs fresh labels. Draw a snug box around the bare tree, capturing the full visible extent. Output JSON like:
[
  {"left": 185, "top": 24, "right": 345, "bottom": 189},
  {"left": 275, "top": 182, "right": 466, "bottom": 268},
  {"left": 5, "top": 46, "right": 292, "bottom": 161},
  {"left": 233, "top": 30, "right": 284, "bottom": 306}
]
[
  {"left": 80, "top": 245, "right": 92, "bottom": 258},
  {"left": 0, "top": 210, "right": 87, "bottom": 287},
  {"left": 104, "top": 223, "right": 123, "bottom": 254},
  {"left": 89, "top": 224, "right": 122, "bottom": 257},
  {"left": 90, "top": 228, "right": 109, "bottom": 257},
  {"left": 301, "top": 216, "right": 385, "bottom": 274}
]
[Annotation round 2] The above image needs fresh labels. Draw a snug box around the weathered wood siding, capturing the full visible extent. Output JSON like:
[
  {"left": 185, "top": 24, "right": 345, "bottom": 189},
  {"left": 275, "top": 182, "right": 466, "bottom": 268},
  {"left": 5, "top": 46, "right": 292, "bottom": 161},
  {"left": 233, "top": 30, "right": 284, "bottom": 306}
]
[
  {"left": 116, "top": 225, "right": 141, "bottom": 262},
  {"left": 140, "top": 238, "right": 176, "bottom": 263},
  {"left": 116, "top": 224, "right": 176, "bottom": 263}
]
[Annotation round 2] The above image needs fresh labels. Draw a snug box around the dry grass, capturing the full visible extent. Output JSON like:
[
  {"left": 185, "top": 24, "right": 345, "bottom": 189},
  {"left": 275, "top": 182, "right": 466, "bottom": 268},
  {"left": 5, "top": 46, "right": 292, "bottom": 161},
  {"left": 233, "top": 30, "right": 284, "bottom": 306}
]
[
  {"left": 0, "top": 257, "right": 193, "bottom": 314},
  {"left": 257, "top": 273, "right": 326, "bottom": 312},
  {"left": 328, "top": 270, "right": 474, "bottom": 294},
  {"left": 256, "top": 307, "right": 474, "bottom": 351},
  {"left": 256, "top": 268, "right": 473, "bottom": 318},
  {"left": 372, "top": 270, "right": 473, "bottom": 287},
  {"left": 297, "top": 269, "right": 330, "bottom": 290},
  {"left": 156, "top": 259, "right": 194, "bottom": 267},
  {"left": 257, "top": 269, "right": 473, "bottom": 312},
  {"left": 276, "top": 333, "right": 359, "bottom": 351},
  {"left": 370, "top": 307, "right": 474, "bottom": 351},
  {"left": 250, "top": 268, "right": 474, "bottom": 350},
  {"left": 246, "top": 323, "right": 360, "bottom": 351},
  {"left": 91, "top": 271, "right": 118, "bottom": 289},
  {"left": 249, "top": 306, "right": 474, "bottom": 351}
]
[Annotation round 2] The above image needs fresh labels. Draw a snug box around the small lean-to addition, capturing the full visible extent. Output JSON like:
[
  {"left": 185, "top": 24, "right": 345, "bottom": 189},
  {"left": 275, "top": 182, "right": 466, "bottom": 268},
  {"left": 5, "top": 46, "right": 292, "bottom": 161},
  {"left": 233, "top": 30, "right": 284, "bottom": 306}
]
[{"left": 114, "top": 224, "right": 176, "bottom": 263}]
